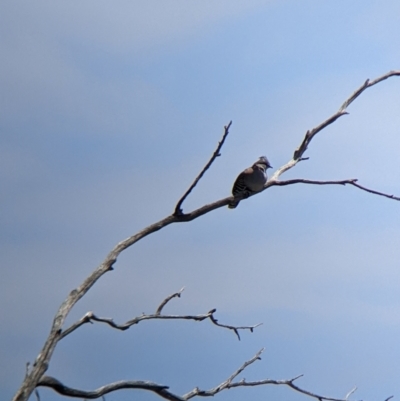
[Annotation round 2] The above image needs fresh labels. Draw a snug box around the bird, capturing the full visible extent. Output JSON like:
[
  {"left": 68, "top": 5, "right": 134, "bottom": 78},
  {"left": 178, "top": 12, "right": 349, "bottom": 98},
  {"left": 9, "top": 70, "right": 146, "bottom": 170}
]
[{"left": 228, "top": 156, "right": 273, "bottom": 209}]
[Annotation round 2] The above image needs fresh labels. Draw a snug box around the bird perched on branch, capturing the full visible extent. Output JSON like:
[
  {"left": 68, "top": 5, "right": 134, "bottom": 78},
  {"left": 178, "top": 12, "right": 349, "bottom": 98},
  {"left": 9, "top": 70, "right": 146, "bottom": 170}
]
[{"left": 228, "top": 156, "right": 273, "bottom": 209}]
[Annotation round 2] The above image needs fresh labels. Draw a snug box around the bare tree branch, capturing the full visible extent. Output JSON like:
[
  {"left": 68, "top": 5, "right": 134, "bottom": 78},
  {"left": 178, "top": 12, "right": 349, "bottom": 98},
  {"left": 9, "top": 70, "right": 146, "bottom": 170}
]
[
  {"left": 183, "top": 349, "right": 360, "bottom": 401},
  {"left": 267, "top": 178, "right": 400, "bottom": 201},
  {"left": 340, "top": 70, "right": 400, "bottom": 111},
  {"left": 174, "top": 121, "right": 232, "bottom": 216},
  {"left": 273, "top": 69, "right": 400, "bottom": 180},
  {"left": 156, "top": 287, "right": 185, "bottom": 315},
  {"left": 268, "top": 178, "right": 358, "bottom": 187},
  {"left": 37, "top": 376, "right": 184, "bottom": 401},
  {"left": 60, "top": 306, "right": 260, "bottom": 341},
  {"left": 208, "top": 314, "right": 262, "bottom": 340},
  {"left": 34, "top": 350, "right": 357, "bottom": 401},
  {"left": 13, "top": 71, "right": 400, "bottom": 401},
  {"left": 350, "top": 181, "right": 400, "bottom": 201},
  {"left": 183, "top": 348, "right": 265, "bottom": 399},
  {"left": 286, "top": 380, "right": 355, "bottom": 401}
]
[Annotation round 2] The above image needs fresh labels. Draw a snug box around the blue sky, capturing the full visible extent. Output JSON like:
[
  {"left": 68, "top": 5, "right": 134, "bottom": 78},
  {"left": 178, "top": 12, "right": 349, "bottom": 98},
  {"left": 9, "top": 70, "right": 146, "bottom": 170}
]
[{"left": 1, "top": 1, "right": 400, "bottom": 400}]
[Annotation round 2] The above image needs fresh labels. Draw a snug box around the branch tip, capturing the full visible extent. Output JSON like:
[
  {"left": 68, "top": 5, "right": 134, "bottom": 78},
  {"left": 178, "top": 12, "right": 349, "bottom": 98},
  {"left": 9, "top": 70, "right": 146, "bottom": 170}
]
[
  {"left": 291, "top": 374, "right": 304, "bottom": 382},
  {"left": 174, "top": 121, "right": 232, "bottom": 215},
  {"left": 345, "top": 386, "right": 357, "bottom": 400},
  {"left": 156, "top": 288, "right": 186, "bottom": 315},
  {"left": 278, "top": 71, "right": 400, "bottom": 178}
]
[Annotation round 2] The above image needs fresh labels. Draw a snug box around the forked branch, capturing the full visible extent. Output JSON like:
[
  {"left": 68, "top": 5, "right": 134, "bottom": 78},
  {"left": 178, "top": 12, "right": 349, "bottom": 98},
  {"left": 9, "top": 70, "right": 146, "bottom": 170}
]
[
  {"left": 273, "top": 69, "right": 400, "bottom": 180},
  {"left": 60, "top": 288, "right": 261, "bottom": 341},
  {"left": 38, "top": 349, "right": 392, "bottom": 401}
]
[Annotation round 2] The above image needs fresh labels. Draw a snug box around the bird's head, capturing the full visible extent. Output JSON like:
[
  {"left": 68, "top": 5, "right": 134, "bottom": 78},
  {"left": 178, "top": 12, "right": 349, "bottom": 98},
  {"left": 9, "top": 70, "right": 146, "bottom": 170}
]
[{"left": 256, "top": 156, "right": 272, "bottom": 169}]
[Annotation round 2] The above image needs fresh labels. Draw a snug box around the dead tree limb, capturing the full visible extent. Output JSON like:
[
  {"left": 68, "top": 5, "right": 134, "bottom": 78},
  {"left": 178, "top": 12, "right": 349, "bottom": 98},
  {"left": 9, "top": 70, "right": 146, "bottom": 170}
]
[
  {"left": 274, "top": 70, "right": 400, "bottom": 179},
  {"left": 60, "top": 288, "right": 260, "bottom": 341},
  {"left": 37, "top": 376, "right": 184, "bottom": 401},
  {"left": 38, "top": 349, "right": 392, "bottom": 401},
  {"left": 12, "top": 71, "right": 400, "bottom": 401}
]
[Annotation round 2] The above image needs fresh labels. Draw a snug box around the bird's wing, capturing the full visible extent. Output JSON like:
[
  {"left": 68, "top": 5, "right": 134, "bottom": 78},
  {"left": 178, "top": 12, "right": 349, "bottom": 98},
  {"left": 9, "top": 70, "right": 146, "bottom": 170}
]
[{"left": 232, "top": 167, "right": 253, "bottom": 196}]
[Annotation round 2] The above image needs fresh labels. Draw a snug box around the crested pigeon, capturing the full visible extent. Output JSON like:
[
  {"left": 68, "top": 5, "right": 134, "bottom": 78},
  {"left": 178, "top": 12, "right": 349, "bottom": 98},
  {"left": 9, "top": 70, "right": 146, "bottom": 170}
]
[{"left": 228, "top": 156, "right": 272, "bottom": 209}]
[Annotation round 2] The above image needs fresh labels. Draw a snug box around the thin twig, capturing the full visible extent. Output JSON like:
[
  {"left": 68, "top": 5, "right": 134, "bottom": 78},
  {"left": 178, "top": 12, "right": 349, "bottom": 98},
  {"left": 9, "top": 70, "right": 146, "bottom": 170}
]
[
  {"left": 350, "top": 181, "right": 400, "bottom": 201},
  {"left": 174, "top": 121, "right": 232, "bottom": 216},
  {"left": 287, "top": 380, "right": 352, "bottom": 401},
  {"left": 209, "top": 314, "right": 262, "bottom": 340},
  {"left": 184, "top": 348, "right": 265, "bottom": 399},
  {"left": 183, "top": 349, "right": 352, "bottom": 401},
  {"left": 156, "top": 287, "right": 185, "bottom": 315},
  {"left": 340, "top": 70, "right": 400, "bottom": 111},
  {"left": 267, "top": 178, "right": 400, "bottom": 202},
  {"left": 344, "top": 386, "right": 357, "bottom": 400}
]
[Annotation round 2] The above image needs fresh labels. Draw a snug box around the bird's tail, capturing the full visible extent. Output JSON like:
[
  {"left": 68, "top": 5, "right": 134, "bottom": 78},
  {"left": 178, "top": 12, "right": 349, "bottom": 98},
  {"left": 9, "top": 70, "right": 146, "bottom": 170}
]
[{"left": 228, "top": 199, "right": 240, "bottom": 209}]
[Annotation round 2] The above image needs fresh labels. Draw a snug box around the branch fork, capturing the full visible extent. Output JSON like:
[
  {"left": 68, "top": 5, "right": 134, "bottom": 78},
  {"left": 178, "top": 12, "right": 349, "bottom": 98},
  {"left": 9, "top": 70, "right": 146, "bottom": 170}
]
[
  {"left": 60, "top": 288, "right": 261, "bottom": 341},
  {"left": 37, "top": 348, "right": 393, "bottom": 401}
]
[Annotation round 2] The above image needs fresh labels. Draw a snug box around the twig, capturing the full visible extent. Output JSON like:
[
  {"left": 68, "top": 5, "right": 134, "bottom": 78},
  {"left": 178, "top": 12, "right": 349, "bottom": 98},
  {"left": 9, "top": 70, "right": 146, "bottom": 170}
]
[
  {"left": 340, "top": 70, "right": 400, "bottom": 111},
  {"left": 344, "top": 386, "right": 357, "bottom": 400},
  {"left": 209, "top": 314, "right": 262, "bottom": 340},
  {"left": 184, "top": 348, "right": 265, "bottom": 399},
  {"left": 60, "top": 289, "right": 260, "bottom": 341},
  {"left": 287, "top": 379, "right": 352, "bottom": 401},
  {"left": 156, "top": 287, "right": 185, "bottom": 315},
  {"left": 350, "top": 181, "right": 400, "bottom": 201},
  {"left": 267, "top": 178, "right": 400, "bottom": 202},
  {"left": 292, "top": 111, "right": 348, "bottom": 162},
  {"left": 183, "top": 349, "right": 352, "bottom": 401},
  {"left": 174, "top": 121, "right": 232, "bottom": 216}
]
